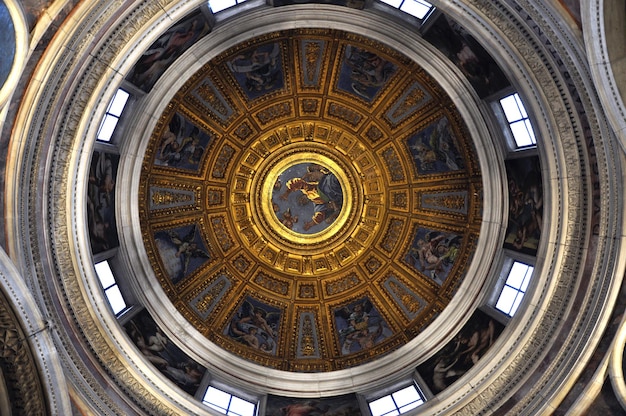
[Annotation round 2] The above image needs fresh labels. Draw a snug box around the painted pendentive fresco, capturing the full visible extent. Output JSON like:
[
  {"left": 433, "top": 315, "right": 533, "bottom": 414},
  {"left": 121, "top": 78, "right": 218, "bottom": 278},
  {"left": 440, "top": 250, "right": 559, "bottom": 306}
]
[
  {"left": 404, "top": 227, "right": 462, "bottom": 285},
  {"left": 127, "top": 11, "right": 211, "bottom": 92},
  {"left": 87, "top": 151, "right": 119, "bottom": 254},
  {"left": 333, "top": 298, "right": 392, "bottom": 355},
  {"left": 225, "top": 297, "right": 282, "bottom": 355},
  {"left": 0, "top": 2, "right": 15, "bottom": 89},
  {"left": 124, "top": 309, "right": 206, "bottom": 395},
  {"left": 227, "top": 42, "right": 285, "bottom": 100},
  {"left": 154, "top": 224, "right": 211, "bottom": 284},
  {"left": 265, "top": 394, "right": 362, "bottom": 416},
  {"left": 423, "top": 14, "right": 510, "bottom": 98},
  {"left": 417, "top": 309, "right": 504, "bottom": 394},
  {"left": 336, "top": 45, "right": 397, "bottom": 102},
  {"left": 504, "top": 156, "right": 543, "bottom": 255},
  {"left": 273, "top": 163, "right": 343, "bottom": 233},
  {"left": 406, "top": 117, "right": 464, "bottom": 175},
  {"left": 154, "top": 112, "right": 214, "bottom": 171}
]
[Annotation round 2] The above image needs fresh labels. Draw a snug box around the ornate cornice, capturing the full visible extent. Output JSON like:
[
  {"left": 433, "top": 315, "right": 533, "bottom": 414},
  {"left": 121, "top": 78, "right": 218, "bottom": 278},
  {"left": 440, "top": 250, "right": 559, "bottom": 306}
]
[
  {"left": 5, "top": 0, "right": 624, "bottom": 415},
  {"left": 9, "top": 0, "right": 211, "bottom": 415},
  {"left": 583, "top": 0, "right": 626, "bottom": 149},
  {"left": 422, "top": 0, "right": 623, "bottom": 414},
  {"left": 0, "top": 247, "right": 71, "bottom": 415}
]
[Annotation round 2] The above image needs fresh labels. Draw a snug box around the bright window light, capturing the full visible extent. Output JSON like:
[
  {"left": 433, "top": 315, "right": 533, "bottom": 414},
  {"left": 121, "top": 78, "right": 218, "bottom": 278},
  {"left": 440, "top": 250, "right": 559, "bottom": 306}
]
[
  {"left": 208, "top": 0, "right": 247, "bottom": 13},
  {"left": 202, "top": 386, "right": 256, "bottom": 416},
  {"left": 499, "top": 93, "right": 536, "bottom": 147},
  {"left": 96, "top": 89, "right": 130, "bottom": 142},
  {"left": 495, "top": 261, "right": 533, "bottom": 317},
  {"left": 369, "top": 385, "right": 425, "bottom": 416},
  {"left": 95, "top": 261, "right": 127, "bottom": 315},
  {"left": 379, "top": 0, "right": 433, "bottom": 19}
]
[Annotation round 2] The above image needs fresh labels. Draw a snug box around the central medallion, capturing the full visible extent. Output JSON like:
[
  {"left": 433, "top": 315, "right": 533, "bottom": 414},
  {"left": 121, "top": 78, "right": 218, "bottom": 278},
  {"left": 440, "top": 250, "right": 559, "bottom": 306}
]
[
  {"left": 265, "top": 156, "right": 346, "bottom": 238},
  {"left": 251, "top": 137, "right": 362, "bottom": 255},
  {"left": 272, "top": 162, "right": 343, "bottom": 233},
  {"left": 234, "top": 123, "right": 375, "bottom": 272}
]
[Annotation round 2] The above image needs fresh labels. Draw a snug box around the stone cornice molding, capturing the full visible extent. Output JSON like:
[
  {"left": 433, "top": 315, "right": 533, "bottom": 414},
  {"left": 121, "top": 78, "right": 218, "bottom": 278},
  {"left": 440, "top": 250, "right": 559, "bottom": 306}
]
[
  {"left": 583, "top": 0, "right": 626, "bottom": 148},
  {"left": 610, "top": 314, "right": 626, "bottom": 410},
  {"left": 422, "top": 0, "right": 624, "bottom": 414},
  {"left": 0, "top": 246, "right": 71, "bottom": 415},
  {"left": 8, "top": 0, "right": 213, "bottom": 414},
  {"left": 5, "top": 0, "right": 624, "bottom": 415}
]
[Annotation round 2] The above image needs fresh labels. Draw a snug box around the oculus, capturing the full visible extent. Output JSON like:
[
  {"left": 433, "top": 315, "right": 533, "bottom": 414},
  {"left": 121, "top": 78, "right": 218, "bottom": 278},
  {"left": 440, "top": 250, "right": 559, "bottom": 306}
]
[{"left": 272, "top": 163, "right": 344, "bottom": 234}]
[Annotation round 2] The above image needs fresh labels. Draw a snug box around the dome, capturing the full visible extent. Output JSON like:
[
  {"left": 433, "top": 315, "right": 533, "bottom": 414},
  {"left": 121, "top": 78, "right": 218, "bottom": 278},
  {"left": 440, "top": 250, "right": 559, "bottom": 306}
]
[{"left": 136, "top": 27, "right": 486, "bottom": 372}]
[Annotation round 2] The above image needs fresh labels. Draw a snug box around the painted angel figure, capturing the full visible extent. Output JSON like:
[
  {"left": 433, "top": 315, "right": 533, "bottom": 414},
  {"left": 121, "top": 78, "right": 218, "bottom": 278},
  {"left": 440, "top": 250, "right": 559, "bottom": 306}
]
[
  {"left": 228, "top": 300, "right": 280, "bottom": 354},
  {"left": 167, "top": 226, "right": 210, "bottom": 276}
]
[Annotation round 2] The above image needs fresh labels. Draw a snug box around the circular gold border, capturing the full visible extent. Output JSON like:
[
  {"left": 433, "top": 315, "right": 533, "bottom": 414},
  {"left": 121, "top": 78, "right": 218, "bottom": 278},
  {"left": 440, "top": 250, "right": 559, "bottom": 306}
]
[
  {"left": 249, "top": 139, "right": 363, "bottom": 256},
  {"left": 260, "top": 153, "right": 352, "bottom": 244}
]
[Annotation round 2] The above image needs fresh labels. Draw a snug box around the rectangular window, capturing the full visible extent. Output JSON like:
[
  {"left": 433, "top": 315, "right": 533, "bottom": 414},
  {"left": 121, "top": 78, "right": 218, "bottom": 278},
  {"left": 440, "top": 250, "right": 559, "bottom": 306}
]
[
  {"left": 495, "top": 261, "right": 533, "bottom": 317},
  {"left": 499, "top": 93, "right": 536, "bottom": 148},
  {"left": 369, "top": 385, "right": 425, "bottom": 416},
  {"left": 378, "top": 0, "right": 433, "bottom": 19},
  {"left": 95, "top": 261, "right": 127, "bottom": 315},
  {"left": 209, "top": 0, "right": 248, "bottom": 13},
  {"left": 202, "top": 386, "right": 256, "bottom": 416},
  {"left": 97, "top": 89, "right": 130, "bottom": 142}
]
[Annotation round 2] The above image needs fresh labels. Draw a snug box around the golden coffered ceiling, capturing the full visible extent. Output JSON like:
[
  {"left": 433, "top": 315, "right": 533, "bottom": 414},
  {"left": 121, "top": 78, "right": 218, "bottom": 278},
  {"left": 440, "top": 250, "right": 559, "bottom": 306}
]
[{"left": 139, "top": 29, "right": 482, "bottom": 371}]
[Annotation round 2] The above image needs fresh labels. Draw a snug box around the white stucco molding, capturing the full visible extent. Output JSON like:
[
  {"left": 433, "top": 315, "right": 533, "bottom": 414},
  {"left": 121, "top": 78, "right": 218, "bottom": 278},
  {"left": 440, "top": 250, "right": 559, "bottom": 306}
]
[
  {"left": 6, "top": 0, "right": 625, "bottom": 415},
  {"left": 0, "top": 246, "right": 72, "bottom": 415},
  {"left": 583, "top": 0, "right": 626, "bottom": 147},
  {"left": 611, "top": 317, "right": 626, "bottom": 410}
]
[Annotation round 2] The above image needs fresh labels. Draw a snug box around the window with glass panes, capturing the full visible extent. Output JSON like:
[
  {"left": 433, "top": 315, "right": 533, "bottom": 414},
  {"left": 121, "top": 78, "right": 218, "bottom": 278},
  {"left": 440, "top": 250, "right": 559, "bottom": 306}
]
[
  {"left": 97, "top": 89, "right": 130, "bottom": 142},
  {"left": 208, "top": 0, "right": 248, "bottom": 13},
  {"left": 368, "top": 385, "right": 425, "bottom": 416},
  {"left": 95, "top": 261, "right": 127, "bottom": 315},
  {"left": 377, "top": 0, "right": 433, "bottom": 19},
  {"left": 202, "top": 386, "right": 256, "bottom": 416},
  {"left": 499, "top": 93, "right": 536, "bottom": 148},
  {"left": 495, "top": 261, "right": 533, "bottom": 317}
]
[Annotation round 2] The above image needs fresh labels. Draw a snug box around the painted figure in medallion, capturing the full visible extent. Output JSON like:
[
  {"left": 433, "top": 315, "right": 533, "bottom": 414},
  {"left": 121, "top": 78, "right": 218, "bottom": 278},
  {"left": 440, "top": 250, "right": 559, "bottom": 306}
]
[
  {"left": 275, "top": 163, "right": 343, "bottom": 233},
  {"left": 265, "top": 394, "right": 361, "bottom": 416},
  {"left": 406, "top": 117, "right": 464, "bottom": 174},
  {"left": 87, "top": 151, "right": 119, "bottom": 254},
  {"left": 505, "top": 156, "right": 543, "bottom": 255},
  {"left": 423, "top": 14, "right": 510, "bottom": 98},
  {"left": 154, "top": 224, "right": 211, "bottom": 284},
  {"left": 125, "top": 310, "right": 206, "bottom": 395},
  {"left": 127, "top": 12, "right": 210, "bottom": 92},
  {"left": 338, "top": 45, "right": 396, "bottom": 101},
  {"left": 155, "top": 112, "right": 212, "bottom": 171},
  {"left": 417, "top": 310, "right": 504, "bottom": 394}
]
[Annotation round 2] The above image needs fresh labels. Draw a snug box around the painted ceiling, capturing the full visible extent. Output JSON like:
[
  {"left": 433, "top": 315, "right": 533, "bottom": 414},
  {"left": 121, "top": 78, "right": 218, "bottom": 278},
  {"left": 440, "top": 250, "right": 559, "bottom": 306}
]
[{"left": 138, "top": 29, "right": 482, "bottom": 371}]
